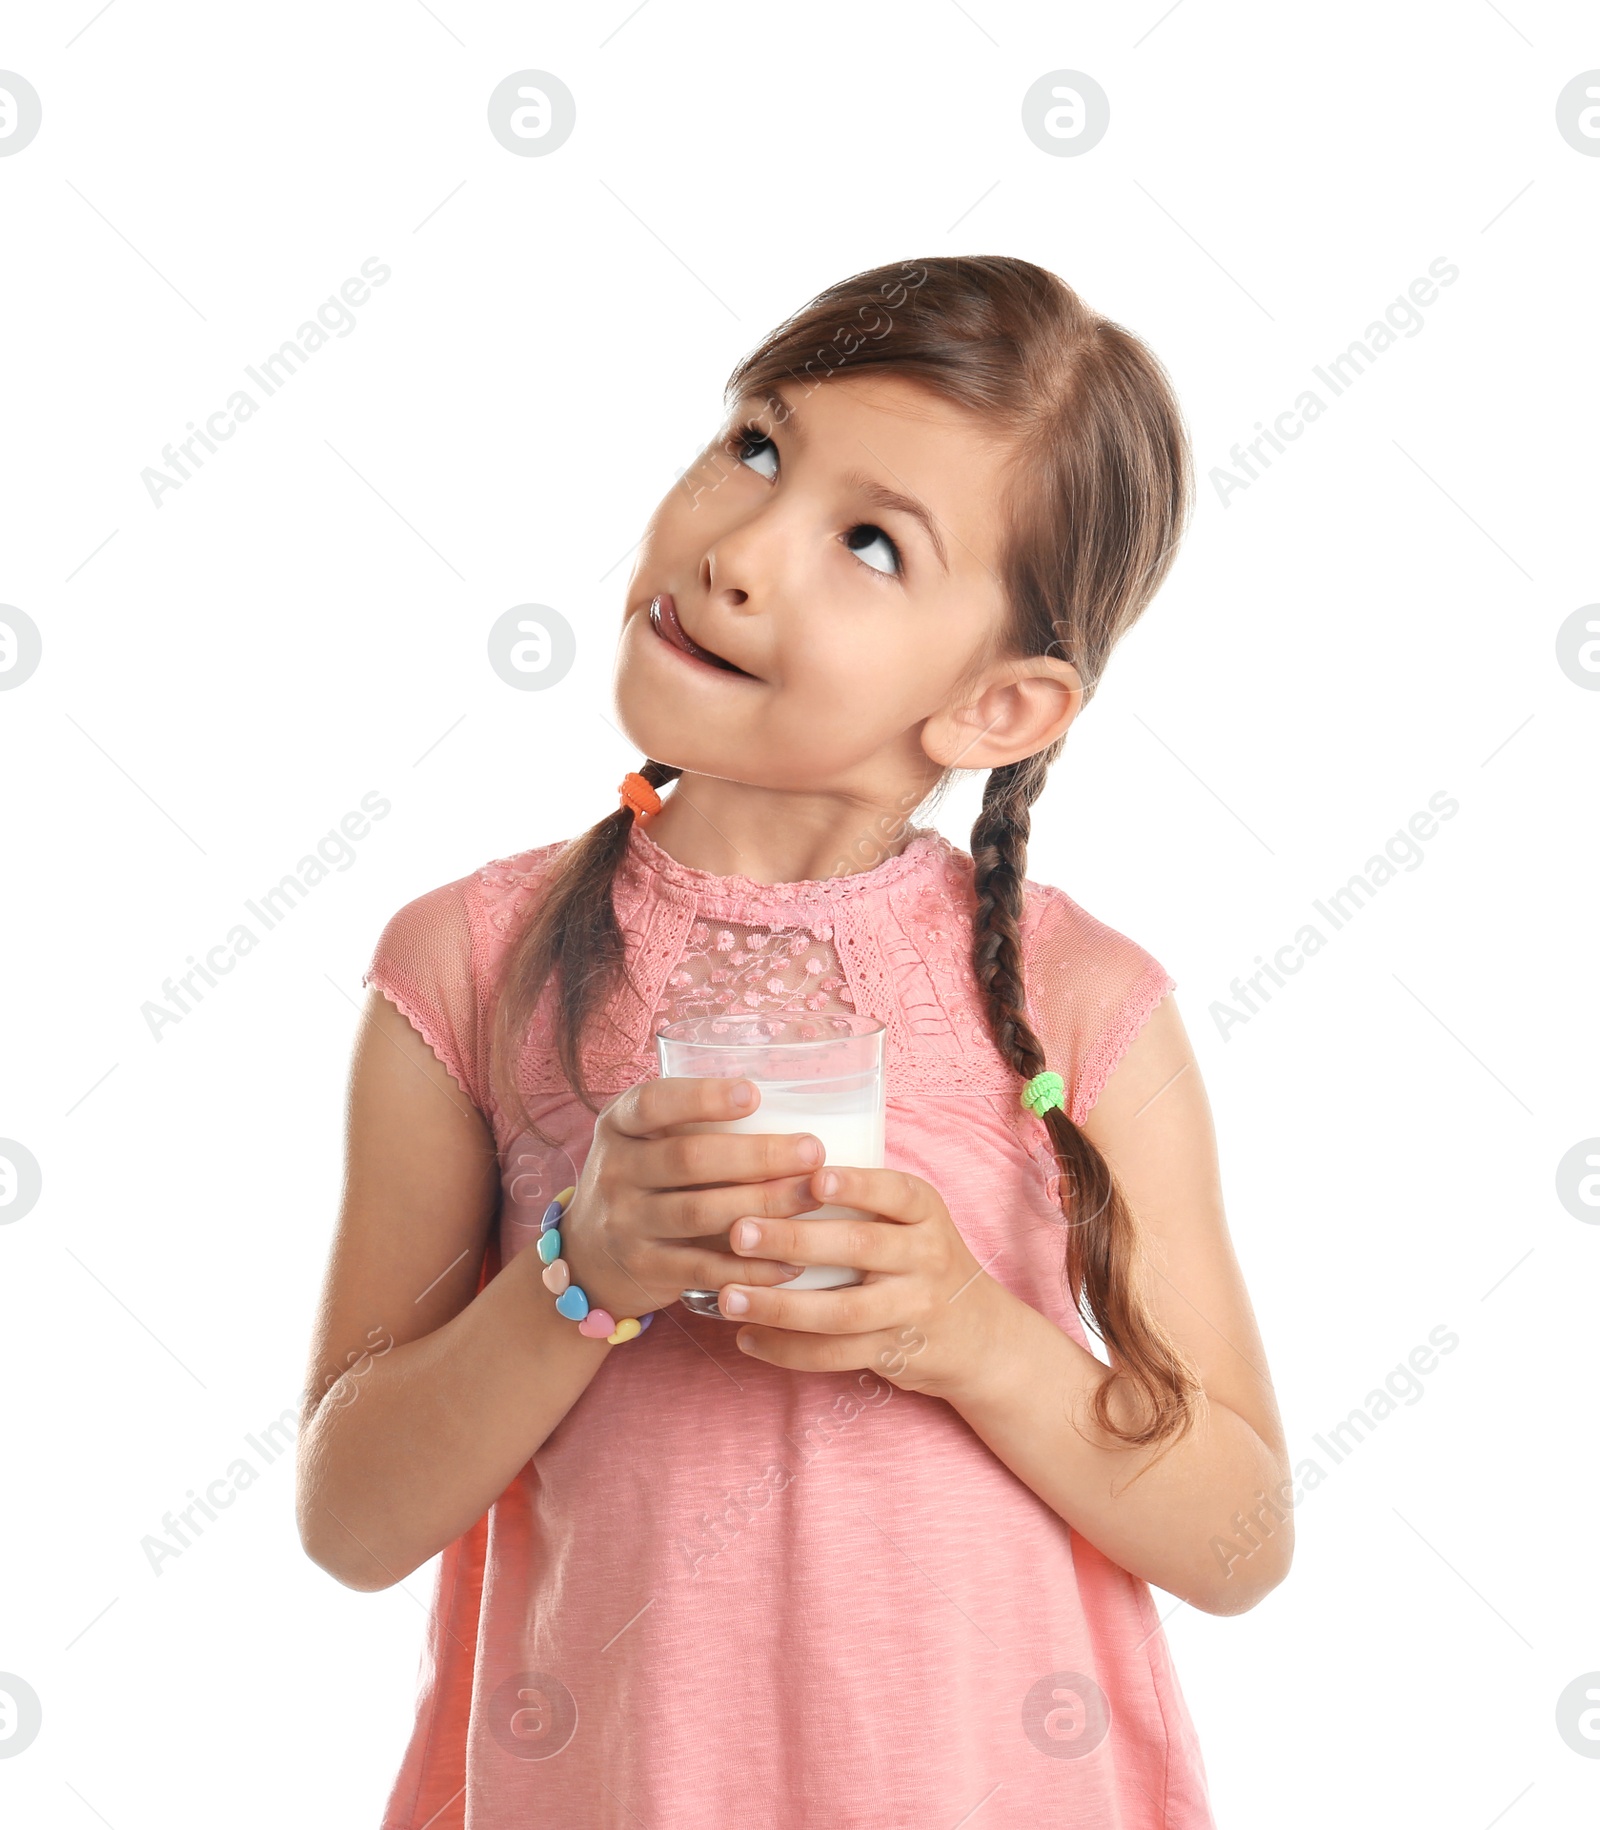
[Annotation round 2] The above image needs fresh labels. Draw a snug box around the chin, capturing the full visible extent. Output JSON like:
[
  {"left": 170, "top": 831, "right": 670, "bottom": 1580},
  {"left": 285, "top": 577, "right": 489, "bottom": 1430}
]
[
  {"left": 611, "top": 679, "right": 704, "bottom": 775},
  {"left": 610, "top": 692, "right": 789, "bottom": 790}
]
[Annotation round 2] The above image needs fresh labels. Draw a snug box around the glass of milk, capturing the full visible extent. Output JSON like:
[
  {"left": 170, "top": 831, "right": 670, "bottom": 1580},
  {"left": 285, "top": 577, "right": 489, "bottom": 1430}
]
[{"left": 655, "top": 1013, "right": 886, "bottom": 1318}]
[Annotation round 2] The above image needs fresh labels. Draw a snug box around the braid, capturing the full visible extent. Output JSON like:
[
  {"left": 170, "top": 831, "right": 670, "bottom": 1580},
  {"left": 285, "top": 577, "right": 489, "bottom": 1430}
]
[
  {"left": 970, "top": 757, "right": 1202, "bottom": 1461},
  {"left": 490, "top": 758, "right": 682, "bottom": 1147},
  {"left": 970, "top": 754, "right": 1053, "bottom": 1080}
]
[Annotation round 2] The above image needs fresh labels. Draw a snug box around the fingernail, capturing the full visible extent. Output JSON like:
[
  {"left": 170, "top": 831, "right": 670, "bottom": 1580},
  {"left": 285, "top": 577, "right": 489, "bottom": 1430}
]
[
  {"left": 775, "top": 1263, "right": 803, "bottom": 1278},
  {"left": 734, "top": 1220, "right": 760, "bottom": 1250},
  {"left": 817, "top": 1170, "right": 838, "bottom": 1196},
  {"left": 730, "top": 1080, "right": 755, "bottom": 1110},
  {"left": 798, "top": 1135, "right": 824, "bottom": 1166},
  {"left": 723, "top": 1287, "right": 750, "bottom": 1315}
]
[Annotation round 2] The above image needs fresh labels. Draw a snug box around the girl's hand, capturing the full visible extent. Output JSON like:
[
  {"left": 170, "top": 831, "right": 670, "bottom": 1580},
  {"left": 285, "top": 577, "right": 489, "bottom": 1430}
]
[
  {"left": 716, "top": 1166, "right": 1011, "bottom": 1399},
  {"left": 555, "top": 1075, "right": 826, "bottom": 1321}
]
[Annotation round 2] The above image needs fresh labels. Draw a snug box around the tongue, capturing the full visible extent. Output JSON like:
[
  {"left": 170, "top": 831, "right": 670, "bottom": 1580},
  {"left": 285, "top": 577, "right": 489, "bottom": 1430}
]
[{"left": 659, "top": 594, "right": 727, "bottom": 667}]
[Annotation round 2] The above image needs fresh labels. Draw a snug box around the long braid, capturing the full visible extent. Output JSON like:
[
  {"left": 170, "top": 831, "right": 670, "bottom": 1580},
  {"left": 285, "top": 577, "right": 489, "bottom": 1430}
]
[
  {"left": 970, "top": 759, "right": 1203, "bottom": 1458},
  {"left": 490, "top": 758, "right": 682, "bottom": 1146}
]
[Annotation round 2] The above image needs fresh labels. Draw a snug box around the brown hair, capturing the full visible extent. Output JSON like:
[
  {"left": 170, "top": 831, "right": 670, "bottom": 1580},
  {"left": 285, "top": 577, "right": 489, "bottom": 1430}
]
[{"left": 490, "top": 255, "right": 1201, "bottom": 1455}]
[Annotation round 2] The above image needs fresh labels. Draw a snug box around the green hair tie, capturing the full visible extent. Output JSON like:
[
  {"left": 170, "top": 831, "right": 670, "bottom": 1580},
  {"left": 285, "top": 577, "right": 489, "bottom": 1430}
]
[{"left": 1020, "top": 1070, "right": 1065, "bottom": 1118}]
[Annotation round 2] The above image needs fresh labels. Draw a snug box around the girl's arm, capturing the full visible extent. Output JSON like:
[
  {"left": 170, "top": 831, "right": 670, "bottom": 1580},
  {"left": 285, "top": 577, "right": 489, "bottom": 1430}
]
[
  {"left": 297, "top": 990, "right": 819, "bottom": 1592},
  {"left": 295, "top": 988, "right": 614, "bottom": 1591},
  {"left": 941, "top": 993, "right": 1293, "bottom": 1615}
]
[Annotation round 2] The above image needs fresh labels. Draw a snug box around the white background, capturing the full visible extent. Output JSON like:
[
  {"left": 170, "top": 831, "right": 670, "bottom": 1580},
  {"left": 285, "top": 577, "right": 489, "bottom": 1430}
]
[{"left": 1, "top": 2, "right": 1596, "bottom": 1824}]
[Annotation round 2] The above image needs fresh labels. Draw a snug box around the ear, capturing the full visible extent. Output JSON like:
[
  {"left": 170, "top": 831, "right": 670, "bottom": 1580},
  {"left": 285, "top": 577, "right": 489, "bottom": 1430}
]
[{"left": 921, "top": 654, "right": 1084, "bottom": 771}]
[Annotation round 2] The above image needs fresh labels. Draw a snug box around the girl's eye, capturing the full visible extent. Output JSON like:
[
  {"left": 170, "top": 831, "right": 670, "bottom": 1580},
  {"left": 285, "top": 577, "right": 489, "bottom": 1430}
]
[
  {"left": 843, "top": 524, "right": 902, "bottom": 579},
  {"left": 726, "top": 420, "right": 902, "bottom": 582},
  {"left": 729, "top": 423, "right": 778, "bottom": 481}
]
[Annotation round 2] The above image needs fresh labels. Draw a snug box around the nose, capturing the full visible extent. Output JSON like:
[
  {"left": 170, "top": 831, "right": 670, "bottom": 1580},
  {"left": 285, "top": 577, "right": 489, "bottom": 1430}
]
[{"left": 701, "top": 550, "right": 749, "bottom": 611}]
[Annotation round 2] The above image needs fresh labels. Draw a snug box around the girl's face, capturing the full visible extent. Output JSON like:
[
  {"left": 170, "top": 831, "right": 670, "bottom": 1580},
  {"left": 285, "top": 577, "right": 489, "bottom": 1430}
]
[{"left": 613, "top": 373, "right": 1075, "bottom": 803}]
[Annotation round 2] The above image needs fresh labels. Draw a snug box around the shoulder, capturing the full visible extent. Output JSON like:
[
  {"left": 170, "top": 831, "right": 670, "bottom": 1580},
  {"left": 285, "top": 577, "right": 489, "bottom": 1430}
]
[
  {"left": 361, "top": 839, "right": 573, "bottom": 1111},
  {"left": 370, "top": 839, "right": 571, "bottom": 960},
  {"left": 1018, "top": 875, "right": 1165, "bottom": 962},
  {"left": 462, "top": 839, "right": 573, "bottom": 945},
  {"left": 1017, "top": 876, "right": 1177, "bottom": 1127}
]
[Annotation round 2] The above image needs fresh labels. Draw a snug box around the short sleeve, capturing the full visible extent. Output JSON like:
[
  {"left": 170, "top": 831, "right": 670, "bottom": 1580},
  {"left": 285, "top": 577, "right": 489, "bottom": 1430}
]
[
  {"left": 1021, "top": 883, "right": 1177, "bottom": 1127},
  {"left": 361, "top": 876, "right": 490, "bottom": 1113}
]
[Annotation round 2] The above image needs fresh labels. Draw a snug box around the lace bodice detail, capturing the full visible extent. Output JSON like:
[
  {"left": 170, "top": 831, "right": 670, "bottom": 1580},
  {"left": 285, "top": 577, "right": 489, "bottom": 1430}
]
[
  {"left": 363, "top": 818, "right": 1175, "bottom": 1131},
  {"left": 653, "top": 917, "right": 855, "bottom": 1027}
]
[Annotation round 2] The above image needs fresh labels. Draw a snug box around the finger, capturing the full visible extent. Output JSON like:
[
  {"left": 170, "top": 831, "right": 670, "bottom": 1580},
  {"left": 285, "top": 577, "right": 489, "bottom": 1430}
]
[
  {"left": 663, "top": 1246, "right": 809, "bottom": 1291},
  {"left": 806, "top": 1165, "right": 939, "bottom": 1225},
  {"left": 615, "top": 1226, "right": 808, "bottom": 1297},
  {"left": 649, "top": 1173, "right": 824, "bottom": 1240},
  {"left": 604, "top": 1073, "right": 758, "bottom": 1140},
  {"left": 727, "top": 1214, "right": 913, "bottom": 1276},
  {"left": 715, "top": 1277, "right": 896, "bottom": 1335},
  {"left": 571, "top": 1237, "right": 805, "bottom": 1318},
  {"left": 640, "top": 1127, "right": 824, "bottom": 1192}
]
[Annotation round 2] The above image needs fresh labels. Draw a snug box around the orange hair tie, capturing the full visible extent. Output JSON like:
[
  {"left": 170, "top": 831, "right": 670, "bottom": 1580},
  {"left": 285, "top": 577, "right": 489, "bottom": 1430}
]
[{"left": 618, "top": 770, "right": 662, "bottom": 823}]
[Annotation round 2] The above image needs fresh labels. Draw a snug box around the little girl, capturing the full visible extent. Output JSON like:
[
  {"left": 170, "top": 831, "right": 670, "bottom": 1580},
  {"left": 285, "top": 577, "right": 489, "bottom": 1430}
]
[{"left": 297, "top": 254, "right": 1290, "bottom": 1828}]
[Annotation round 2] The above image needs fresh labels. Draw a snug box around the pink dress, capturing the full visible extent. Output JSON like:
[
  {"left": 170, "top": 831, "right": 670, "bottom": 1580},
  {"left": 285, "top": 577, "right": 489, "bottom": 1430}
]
[{"left": 362, "top": 819, "right": 1214, "bottom": 1828}]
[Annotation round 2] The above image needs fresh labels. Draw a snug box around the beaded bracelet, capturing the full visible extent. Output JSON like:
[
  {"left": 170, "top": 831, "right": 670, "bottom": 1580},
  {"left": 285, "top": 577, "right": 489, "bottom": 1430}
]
[
  {"left": 536, "top": 1187, "right": 653, "bottom": 1345},
  {"left": 1020, "top": 1070, "right": 1066, "bottom": 1118}
]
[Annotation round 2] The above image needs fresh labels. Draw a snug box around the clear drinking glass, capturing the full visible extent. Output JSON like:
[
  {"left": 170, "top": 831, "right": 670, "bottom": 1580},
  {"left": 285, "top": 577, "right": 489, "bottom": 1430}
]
[{"left": 654, "top": 1013, "right": 886, "bottom": 1318}]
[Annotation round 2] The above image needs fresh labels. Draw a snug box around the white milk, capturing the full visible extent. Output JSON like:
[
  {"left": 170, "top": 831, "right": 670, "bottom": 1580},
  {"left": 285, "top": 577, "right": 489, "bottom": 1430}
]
[{"left": 687, "top": 1076, "right": 885, "bottom": 1290}]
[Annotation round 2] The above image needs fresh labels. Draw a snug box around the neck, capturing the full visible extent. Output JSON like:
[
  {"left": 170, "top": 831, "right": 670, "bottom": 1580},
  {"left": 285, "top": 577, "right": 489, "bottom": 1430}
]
[{"left": 639, "top": 773, "right": 930, "bottom": 885}]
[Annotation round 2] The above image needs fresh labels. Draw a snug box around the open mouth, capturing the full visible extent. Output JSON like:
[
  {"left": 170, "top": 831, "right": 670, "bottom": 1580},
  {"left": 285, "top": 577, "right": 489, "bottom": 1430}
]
[{"left": 648, "top": 593, "right": 753, "bottom": 677}]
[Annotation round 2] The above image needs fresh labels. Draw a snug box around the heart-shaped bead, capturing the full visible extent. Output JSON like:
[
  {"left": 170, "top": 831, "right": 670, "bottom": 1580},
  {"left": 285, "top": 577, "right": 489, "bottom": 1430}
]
[
  {"left": 555, "top": 1287, "right": 589, "bottom": 1321},
  {"left": 577, "top": 1308, "right": 616, "bottom": 1339},
  {"left": 536, "top": 1229, "right": 562, "bottom": 1264},
  {"left": 541, "top": 1259, "right": 570, "bottom": 1294},
  {"left": 607, "top": 1317, "right": 642, "bottom": 1344}
]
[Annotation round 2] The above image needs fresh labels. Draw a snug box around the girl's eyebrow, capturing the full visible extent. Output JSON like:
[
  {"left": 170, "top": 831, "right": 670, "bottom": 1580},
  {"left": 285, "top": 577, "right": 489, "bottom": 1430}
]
[{"left": 838, "top": 470, "right": 950, "bottom": 574}]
